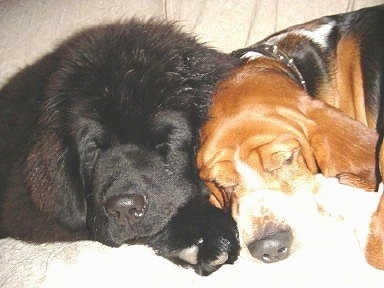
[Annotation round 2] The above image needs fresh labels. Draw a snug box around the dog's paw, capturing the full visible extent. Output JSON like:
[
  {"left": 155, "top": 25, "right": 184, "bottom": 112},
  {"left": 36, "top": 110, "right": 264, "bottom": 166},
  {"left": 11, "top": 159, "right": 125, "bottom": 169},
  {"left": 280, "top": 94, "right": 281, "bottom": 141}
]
[
  {"left": 171, "top": 233, "right": 234, "bottom": 275},
  {"left": 175, "top": 237, "right": 229, "bottom": 266},
  {"left": 148, "top": 198, "right": 239, "bottom": 276}
]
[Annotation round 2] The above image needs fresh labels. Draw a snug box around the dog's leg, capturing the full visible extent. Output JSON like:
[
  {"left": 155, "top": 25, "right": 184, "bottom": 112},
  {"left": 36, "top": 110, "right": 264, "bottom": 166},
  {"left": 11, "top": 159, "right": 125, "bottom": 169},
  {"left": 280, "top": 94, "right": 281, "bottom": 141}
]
[
  {"left": 365, "top": 140, "right": 384, "bottom": 269},
  {"left": 365, "top": 192, "right": 384, "bottom": 270}
]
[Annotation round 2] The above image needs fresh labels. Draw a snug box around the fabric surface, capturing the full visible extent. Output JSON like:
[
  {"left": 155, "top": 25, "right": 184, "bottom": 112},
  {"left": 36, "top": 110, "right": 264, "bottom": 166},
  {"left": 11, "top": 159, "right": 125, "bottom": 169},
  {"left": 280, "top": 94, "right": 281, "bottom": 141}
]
[
  {"left": 1, "top": 0, "right": 383, "bottom": 86},
  {"left": 1, "top": 0, "right": 384, "bottom": 287},
  {"left": 1, "top": 176, "right": 383, "bottom": 287}
]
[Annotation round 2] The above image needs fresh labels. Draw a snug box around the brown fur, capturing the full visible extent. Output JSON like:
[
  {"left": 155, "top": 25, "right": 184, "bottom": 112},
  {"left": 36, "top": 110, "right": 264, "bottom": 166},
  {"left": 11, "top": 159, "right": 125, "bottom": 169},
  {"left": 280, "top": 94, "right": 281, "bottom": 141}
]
[
  {"left": 197, "top": 6, "right": 384, "bottom": 269},
  {"left": 197, "top": 59, "right": 378, "bottom": 209}
]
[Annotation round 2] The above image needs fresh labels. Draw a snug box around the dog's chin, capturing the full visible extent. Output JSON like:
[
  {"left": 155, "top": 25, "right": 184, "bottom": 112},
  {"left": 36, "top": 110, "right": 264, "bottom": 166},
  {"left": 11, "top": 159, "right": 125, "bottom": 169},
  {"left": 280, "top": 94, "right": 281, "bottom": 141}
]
[{"left": 89, "top": 220, "right": 155, "bottom": 247}]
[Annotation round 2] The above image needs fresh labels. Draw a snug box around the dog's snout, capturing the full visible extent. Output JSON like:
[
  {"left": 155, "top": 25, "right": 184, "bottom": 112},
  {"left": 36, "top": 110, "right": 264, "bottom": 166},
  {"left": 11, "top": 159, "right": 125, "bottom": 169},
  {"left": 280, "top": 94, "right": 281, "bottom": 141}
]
[
  {"left": 248, "top": 229, "right": 293, "bottom": 263},
  {"left": 106, "top": 193, "right": 147, "bottom": 225}
]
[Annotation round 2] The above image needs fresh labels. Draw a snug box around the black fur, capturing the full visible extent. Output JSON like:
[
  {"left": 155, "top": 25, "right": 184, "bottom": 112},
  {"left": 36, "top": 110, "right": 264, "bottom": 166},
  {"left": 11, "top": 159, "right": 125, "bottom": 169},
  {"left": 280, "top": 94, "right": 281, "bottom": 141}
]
[{"left": 0, "top": 19, "right": 240, "bottom": 275}]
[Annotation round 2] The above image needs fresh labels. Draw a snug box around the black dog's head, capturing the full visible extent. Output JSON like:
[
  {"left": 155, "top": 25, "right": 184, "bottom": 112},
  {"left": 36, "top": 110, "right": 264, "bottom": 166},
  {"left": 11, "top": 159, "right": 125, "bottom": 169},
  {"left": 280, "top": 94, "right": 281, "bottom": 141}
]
[
  {"left": 88, "top": 111, "right": 195, "bottom": 246},
  {"left": 21, "top": 19, "right": 237, "bottom": 246}
]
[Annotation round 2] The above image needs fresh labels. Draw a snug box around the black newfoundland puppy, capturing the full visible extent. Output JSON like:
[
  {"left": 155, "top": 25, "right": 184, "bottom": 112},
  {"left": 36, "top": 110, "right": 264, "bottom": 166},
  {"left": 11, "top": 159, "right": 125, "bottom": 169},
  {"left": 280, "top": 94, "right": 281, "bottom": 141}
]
[{"left": 0, "top": 19, "right": 240, "bottom": 275}]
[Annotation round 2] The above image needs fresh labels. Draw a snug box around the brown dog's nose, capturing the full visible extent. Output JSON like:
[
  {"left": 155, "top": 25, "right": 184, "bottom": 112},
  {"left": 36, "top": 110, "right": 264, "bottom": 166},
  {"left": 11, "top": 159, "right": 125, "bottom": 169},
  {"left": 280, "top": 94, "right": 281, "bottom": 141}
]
[
  {"left": 248, "top": 229, "right": 293, "bottom": 263},
  {"left": 106, "top": 193, "right": 147, "bottom": 226}
]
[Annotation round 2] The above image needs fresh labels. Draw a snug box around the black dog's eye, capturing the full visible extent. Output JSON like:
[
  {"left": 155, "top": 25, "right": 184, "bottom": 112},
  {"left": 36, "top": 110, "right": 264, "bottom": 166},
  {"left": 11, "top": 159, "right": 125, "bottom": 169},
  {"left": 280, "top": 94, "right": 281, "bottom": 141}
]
[
  {"left": 148, "top": 126, "right": 170, "bottom": 156},
  {"left": 154, "top": 142, "right": 169, "bottom": 156}
]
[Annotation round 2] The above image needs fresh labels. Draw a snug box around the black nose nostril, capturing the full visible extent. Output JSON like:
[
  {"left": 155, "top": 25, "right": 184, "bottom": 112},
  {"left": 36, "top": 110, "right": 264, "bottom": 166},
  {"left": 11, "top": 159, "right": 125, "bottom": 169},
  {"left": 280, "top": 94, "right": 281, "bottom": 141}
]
[
  {"left": 248, "top": 229, "right": 293, "bottom": 263},
  {"left": 106, "top": 193, "right": 147, "bottom": 226}
]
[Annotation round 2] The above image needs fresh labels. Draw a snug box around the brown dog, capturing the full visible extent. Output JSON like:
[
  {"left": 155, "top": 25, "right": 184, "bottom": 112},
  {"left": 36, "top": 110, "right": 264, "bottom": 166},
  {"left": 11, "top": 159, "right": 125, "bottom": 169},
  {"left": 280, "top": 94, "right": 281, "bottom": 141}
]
[{"left": 197, "top": 5, "right": 384, "bottom": 269}]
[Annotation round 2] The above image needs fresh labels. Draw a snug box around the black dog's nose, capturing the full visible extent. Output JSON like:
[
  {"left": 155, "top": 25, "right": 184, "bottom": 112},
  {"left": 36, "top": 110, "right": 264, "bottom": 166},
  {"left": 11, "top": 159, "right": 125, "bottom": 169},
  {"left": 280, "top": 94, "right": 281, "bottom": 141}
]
[
  {"left": 106, "top": 193, "right": 147, "bottom": 226},
  {"left": 248, "top": 229, "right": 293, "bottom": 263}
]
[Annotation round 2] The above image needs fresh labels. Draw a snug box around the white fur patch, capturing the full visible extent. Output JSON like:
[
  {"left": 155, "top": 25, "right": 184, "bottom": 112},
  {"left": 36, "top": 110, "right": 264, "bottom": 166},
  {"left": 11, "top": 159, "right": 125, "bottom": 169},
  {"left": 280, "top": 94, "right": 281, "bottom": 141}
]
[
  {"left": 265, "top": 21, "right": 335, "bottom": 50},
  {"left": 296, "top": 22, "right": 335, "bottom": 49},
  {"left": 240, "top": 51, "right": 264, "bottom": 61},
  {"left": 178, "top": 245, "right": 199, "bottom": 265},
  {"left": 314, "top": 174, "right": 381, "bottom": 251}
]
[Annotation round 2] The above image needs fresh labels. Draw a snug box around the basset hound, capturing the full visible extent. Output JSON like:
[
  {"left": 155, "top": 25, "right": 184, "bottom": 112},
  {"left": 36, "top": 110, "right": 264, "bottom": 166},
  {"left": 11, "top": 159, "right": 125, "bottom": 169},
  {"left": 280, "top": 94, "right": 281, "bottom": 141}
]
[{"left": 197, "top": 5, "right": 384, "bottom": 269}]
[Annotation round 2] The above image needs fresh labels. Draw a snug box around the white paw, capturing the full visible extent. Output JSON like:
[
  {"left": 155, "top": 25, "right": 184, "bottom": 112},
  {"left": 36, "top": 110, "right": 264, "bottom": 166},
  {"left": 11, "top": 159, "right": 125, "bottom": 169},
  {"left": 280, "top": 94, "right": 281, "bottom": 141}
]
[{"left": 176, "top": 237, "right": 229, "bottom": 267}]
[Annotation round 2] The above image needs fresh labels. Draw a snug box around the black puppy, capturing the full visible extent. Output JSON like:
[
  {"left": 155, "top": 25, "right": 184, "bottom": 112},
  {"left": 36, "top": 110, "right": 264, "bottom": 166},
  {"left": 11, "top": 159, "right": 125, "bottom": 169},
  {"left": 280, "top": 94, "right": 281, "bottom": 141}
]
[{"left": 0, "top": 19, "right": 239, "bottom": 275}]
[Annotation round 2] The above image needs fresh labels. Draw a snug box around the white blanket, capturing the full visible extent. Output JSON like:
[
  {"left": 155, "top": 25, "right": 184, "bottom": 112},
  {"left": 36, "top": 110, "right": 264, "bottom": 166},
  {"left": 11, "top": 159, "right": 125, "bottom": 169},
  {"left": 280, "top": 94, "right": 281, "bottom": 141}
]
[{"left": 1, "top": 176, "right": 383, "bottom": 288}]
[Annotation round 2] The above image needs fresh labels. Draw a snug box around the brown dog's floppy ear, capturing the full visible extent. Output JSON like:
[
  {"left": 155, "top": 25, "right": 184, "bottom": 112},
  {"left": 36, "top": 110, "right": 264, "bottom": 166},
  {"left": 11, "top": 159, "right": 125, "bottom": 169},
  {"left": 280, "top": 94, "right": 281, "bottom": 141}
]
[
  {"left": 306, "top": 99, "right": 378, "bottom": 185},
  {"left": 197, "top": 149, "right": 239, "bottom": 211},
  {"left": 199, "top": 161, "right": 239, "bottom": 211},
  {"left": 204, "top": 181, "right": 236, "bottom": 211},
  {"left": 23, "top": 130, "right": 87, "bottom": 230}
]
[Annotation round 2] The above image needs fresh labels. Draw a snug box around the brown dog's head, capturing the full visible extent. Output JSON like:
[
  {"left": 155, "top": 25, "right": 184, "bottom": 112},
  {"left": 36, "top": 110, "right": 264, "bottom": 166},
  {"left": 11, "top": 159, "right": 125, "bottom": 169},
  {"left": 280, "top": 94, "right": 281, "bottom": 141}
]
[{"left": 197, "top": 59, "right": 378, "bottom": 263}]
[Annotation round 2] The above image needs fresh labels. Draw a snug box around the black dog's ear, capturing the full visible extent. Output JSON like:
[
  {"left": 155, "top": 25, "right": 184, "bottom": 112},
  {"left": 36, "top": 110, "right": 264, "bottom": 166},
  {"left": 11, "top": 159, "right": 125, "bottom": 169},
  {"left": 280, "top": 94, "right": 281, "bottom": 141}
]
[{"left": 23, "top": 130, "right": 87, "bottom": 230}]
